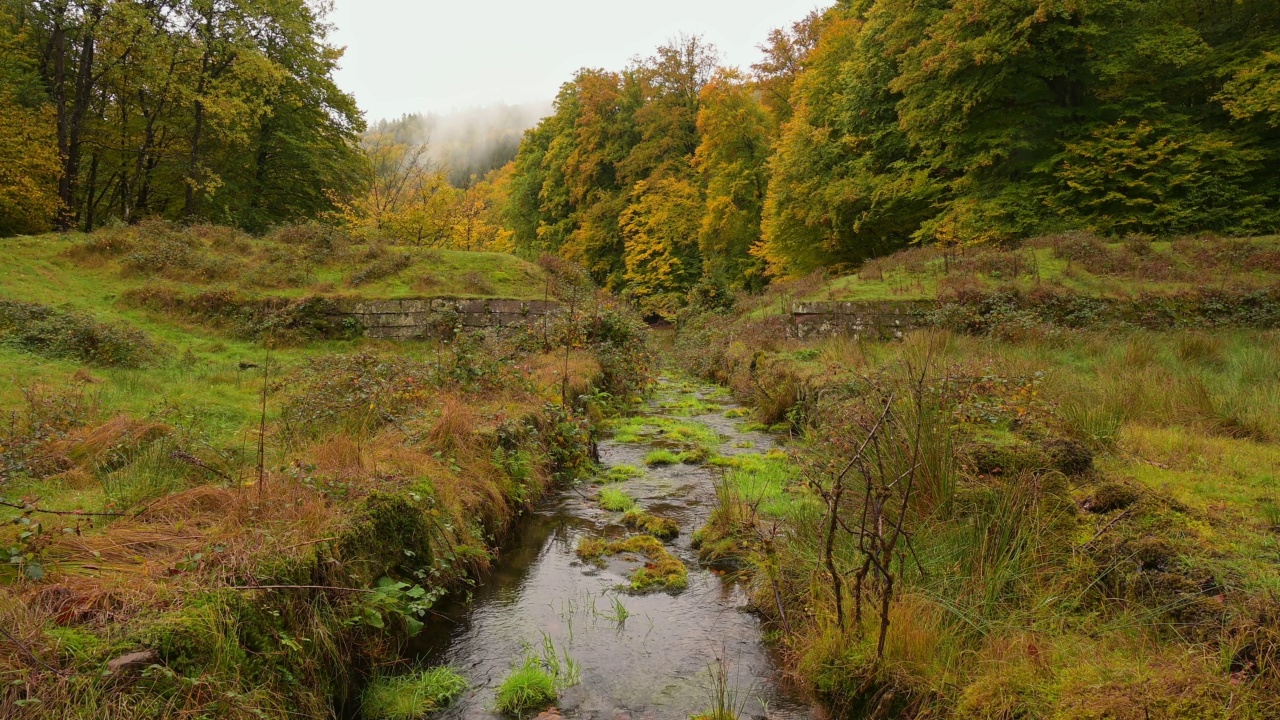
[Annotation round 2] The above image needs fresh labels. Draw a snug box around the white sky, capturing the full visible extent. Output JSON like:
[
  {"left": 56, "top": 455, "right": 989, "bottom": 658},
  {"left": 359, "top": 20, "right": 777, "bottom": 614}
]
[{"left": 327, "top": 0, "right": 825, "bottom": 121}]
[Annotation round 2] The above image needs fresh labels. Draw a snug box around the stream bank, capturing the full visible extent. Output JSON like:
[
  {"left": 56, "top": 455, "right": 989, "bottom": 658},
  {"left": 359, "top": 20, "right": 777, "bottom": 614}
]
[{"left": 413, "top": 377, "right": 823, "bottom": 719}]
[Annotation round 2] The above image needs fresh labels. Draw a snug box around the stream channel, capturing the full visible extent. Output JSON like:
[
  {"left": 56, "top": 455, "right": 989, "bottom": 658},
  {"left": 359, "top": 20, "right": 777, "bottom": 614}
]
[{"left": 413, "top": 377, "right": 824, "bottom": 719}]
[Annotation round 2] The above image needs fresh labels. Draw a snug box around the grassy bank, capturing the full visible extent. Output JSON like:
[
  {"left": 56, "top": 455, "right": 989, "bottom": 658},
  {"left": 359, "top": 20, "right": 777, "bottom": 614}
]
[
  {"left": 776, "top": 233, "right": 1280, "bottom": 305},
  {"left": 677, "top": 298, "right": 1280, "bottom": 717},
  {"left": 0, "top": 227, "right": 655, "bottom": 718}
]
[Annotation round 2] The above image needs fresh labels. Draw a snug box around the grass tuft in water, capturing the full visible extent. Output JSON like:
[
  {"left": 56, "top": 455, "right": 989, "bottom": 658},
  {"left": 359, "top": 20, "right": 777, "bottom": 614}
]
[
  {"left": 493, "top": 635, "right": 580, "bottom": 717},
  {"left": 644, "top": 449, "right": 680, "bottom": 466},
  {"left": 596, "top": 464, "right": 643, "bottom": 484},
  {"left": 493, "top": 660, "right": 557, "bottom": 717},
  {"left": 691, "top": 655, "right": 746, "bottom": 720},
  {"left": 360, "top": 667, "right": 467, "bottom": 719},
  {"left": 598, "top": 487, "right": 636, "bottom": 512}
]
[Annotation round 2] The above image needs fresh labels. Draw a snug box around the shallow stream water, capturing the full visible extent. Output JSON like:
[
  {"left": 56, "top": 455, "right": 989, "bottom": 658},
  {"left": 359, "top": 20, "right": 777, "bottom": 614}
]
[{"left": 413, "top": 377, "right": 824, "bottom": 719}]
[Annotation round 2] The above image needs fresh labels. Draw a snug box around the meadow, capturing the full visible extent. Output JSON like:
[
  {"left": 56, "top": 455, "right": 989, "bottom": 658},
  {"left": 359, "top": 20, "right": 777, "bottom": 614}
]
[
  {"left": 677, "top": 241, "right": 1280, "bottom": 719},
  {"left": 0, "top": 224, "right": 653, "bottom": 718}
]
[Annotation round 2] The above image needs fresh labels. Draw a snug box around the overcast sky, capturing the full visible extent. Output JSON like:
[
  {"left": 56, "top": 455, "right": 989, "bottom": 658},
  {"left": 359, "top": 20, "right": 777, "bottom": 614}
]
[{"left": 327, "top": 0, "right": 824, "bottom": 122}]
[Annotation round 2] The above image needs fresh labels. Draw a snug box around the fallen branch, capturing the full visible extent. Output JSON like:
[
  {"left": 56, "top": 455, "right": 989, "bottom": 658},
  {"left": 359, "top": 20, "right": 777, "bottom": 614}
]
[
  {"left": 1077, "top": 508, "right": 1133, "bottom": 551},
  {"left": 220, "top": 584, "right": 377, "bottom": 594},
  {"left": 0, "top": 625, "right": 64, "bottom": 676},
  {"left": 0, "top": 499, "right": 127, "bottom": 517}
]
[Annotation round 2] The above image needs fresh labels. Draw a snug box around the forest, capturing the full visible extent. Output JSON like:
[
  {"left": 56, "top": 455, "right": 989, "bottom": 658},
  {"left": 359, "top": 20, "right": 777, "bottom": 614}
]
[
  {"left": 3, "top": 0, "right": 1279, "bottom": 311},
  {"left": 506, "top": 0, "right": 1280, "bottom": 315},
  {"left": 4, "top": 2, "right": 1280, "bottom": 719}
]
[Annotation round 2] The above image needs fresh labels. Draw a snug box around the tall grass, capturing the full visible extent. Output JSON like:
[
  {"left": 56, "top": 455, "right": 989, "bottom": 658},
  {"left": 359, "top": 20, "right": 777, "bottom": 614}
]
[
  {"left": 493, "top": 635, "right": 580, "bottom": 717},
  {"left": 598, "top": 487, "right": 635, "bottom": 512},
  {"left": 360, "top": 667, "right": 468, "bottom": 719},
  {"left": 694, "top": 655, "right": 747, "bottom": 720}
]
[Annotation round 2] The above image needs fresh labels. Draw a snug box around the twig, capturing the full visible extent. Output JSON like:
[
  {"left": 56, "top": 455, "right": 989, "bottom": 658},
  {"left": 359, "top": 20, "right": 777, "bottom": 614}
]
[
  {"left": 169, "top": 449, "right": 231, "bottom": 481},
  {"left": 257, "top": 345, "right": 270, "bottom": 502},
  {"left": 219, "top": 584, "right": 378, "bottom": 594},
  {"left": 0, "top": 625, "right": 64, "bottom": 675},
  {"left": 1077, "top": 508, "right": 1133, "bottom": 551},
  {"left": 277, "top": 537, "right": 338, "bottom": 552},
  {"left": 0, "top": 499, "right": 127, "bottom": 517}
]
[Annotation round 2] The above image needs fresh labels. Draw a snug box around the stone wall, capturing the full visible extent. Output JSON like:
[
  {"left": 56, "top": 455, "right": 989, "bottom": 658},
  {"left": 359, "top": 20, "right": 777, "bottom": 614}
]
[
  {"left": 790, "top": 300, "right": 934, "bottom": 339},
  {"left": 331, "top": 297, "right": 560, "bottom": 339}
]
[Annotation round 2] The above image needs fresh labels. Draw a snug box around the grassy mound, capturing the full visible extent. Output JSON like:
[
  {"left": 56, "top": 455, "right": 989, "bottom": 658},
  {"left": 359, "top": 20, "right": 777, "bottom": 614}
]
[
  {"left": 621, "top": 510, "right": 679, "bottom": 539},
  {"left": 576, "top": 535, "right": 687, "bottom": 592},
  {"left": 597, "top": 487, "right": 636, "bottom": 512}
]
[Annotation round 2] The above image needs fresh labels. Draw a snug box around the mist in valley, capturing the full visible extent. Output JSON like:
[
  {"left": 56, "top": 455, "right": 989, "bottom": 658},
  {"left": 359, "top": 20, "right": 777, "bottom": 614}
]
[{"left": 369, "top": 101, "right": 553, "bottom": 187}]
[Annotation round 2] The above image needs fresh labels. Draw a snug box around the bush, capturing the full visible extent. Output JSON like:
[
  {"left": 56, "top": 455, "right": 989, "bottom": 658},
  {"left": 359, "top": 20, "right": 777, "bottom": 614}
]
[
  {"left": 349, "top": 252, "right": 413, "bottom": 287},
  {"left": 0, "top": 300, "right": 160, "bottom": 367}
]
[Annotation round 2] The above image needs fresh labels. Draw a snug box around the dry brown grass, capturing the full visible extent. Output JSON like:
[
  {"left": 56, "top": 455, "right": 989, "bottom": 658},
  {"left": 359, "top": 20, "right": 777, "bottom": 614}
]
[
  {"left": 427, "top": 394, "right": 480, "bottom": 451},
  {"left": 310, "top": 433, "right": 367, "bottom": 479}
]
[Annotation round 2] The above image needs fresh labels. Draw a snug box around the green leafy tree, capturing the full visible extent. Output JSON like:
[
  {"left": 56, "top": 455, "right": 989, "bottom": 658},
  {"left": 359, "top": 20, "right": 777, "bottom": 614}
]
[
  {"left": 621, "top": 178, "right": 703, "bottom": 319},
  {"left": 695, "top": 68, "right": 771, "bottom": 290}
]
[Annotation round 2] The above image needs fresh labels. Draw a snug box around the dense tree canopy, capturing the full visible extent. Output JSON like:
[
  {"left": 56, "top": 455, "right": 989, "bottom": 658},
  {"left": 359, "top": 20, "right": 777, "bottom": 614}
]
[
  {"left": 0, "top": 0, "right": 367, "bottom": 234},
  {"left": 506, "top": 36, "right": 776, "bottom": 317},
  {"left": 508, "top": 0, "right": 1280, "bottom": 297},
  {"left": 759, "top": 0, "right": 1280, "bottom": 273},
  {"left": 5, "top": 0, "right": 1278, "bottom": 314}
]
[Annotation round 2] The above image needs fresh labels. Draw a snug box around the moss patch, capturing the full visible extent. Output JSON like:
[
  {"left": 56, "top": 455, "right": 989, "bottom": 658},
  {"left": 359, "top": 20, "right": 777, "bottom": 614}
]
[{"left": 621, "top": 510, "right": 679, "bottom": 539}]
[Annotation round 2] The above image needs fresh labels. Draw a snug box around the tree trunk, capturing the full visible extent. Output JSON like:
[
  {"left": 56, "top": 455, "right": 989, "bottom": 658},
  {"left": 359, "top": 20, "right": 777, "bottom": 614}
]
[
  {"left": 59, "top": 6, "right": 99, "bottom": 229},
  {"left": 184, "top": 12, "right": 215, "bottom": 218},
  {"left": 82, "top": 151, "right": 98, "bottom": 232}
]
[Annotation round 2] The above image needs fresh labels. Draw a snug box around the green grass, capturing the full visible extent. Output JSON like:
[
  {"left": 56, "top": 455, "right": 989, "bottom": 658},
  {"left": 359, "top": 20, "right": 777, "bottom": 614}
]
[
  {"left": 360, "top": 667, "right": 468, "bottom": 719},
  {"left": 596, "top": 464, "right": 643, "bottom": 484},
  {"left": 493, "top": 661, "right": 557, "bottom": 717},
  {"left": 657, "top": 393, "right": 719, "bottom": 416},
  {"left": 598, "top": 487, "right": 636, "bottom": 512},
  {"left": 0, "top": 231, "right": 548, "bottom": 303},
  {"left": 607, "top": 416, "right": 721, "bottom": 452},
  {"left": 643, "top": 449, "right": 680, "bottom": 466}
]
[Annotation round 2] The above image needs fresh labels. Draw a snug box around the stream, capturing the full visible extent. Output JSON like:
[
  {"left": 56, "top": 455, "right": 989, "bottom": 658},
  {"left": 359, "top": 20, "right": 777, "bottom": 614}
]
[{"left": 413, "top": 377, "right": 824, "bottom": 719}]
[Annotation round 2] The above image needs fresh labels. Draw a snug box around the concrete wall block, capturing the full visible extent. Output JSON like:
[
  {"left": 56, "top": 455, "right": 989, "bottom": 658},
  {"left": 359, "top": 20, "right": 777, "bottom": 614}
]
[{"left": 488, "top": 299, "right": 522, "bottom": 314}]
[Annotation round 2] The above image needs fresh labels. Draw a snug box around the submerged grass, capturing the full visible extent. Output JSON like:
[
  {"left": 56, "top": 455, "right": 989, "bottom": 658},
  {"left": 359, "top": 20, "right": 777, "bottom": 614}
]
[
  {"left": 608, "top": 416, "right": 720, "bottom": 454},
  {"left": 596, "top": 464, "right": 643, "bottom": 484},
  {"left": 644, "top": 449, "right": 680, "bottom": 466}
]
